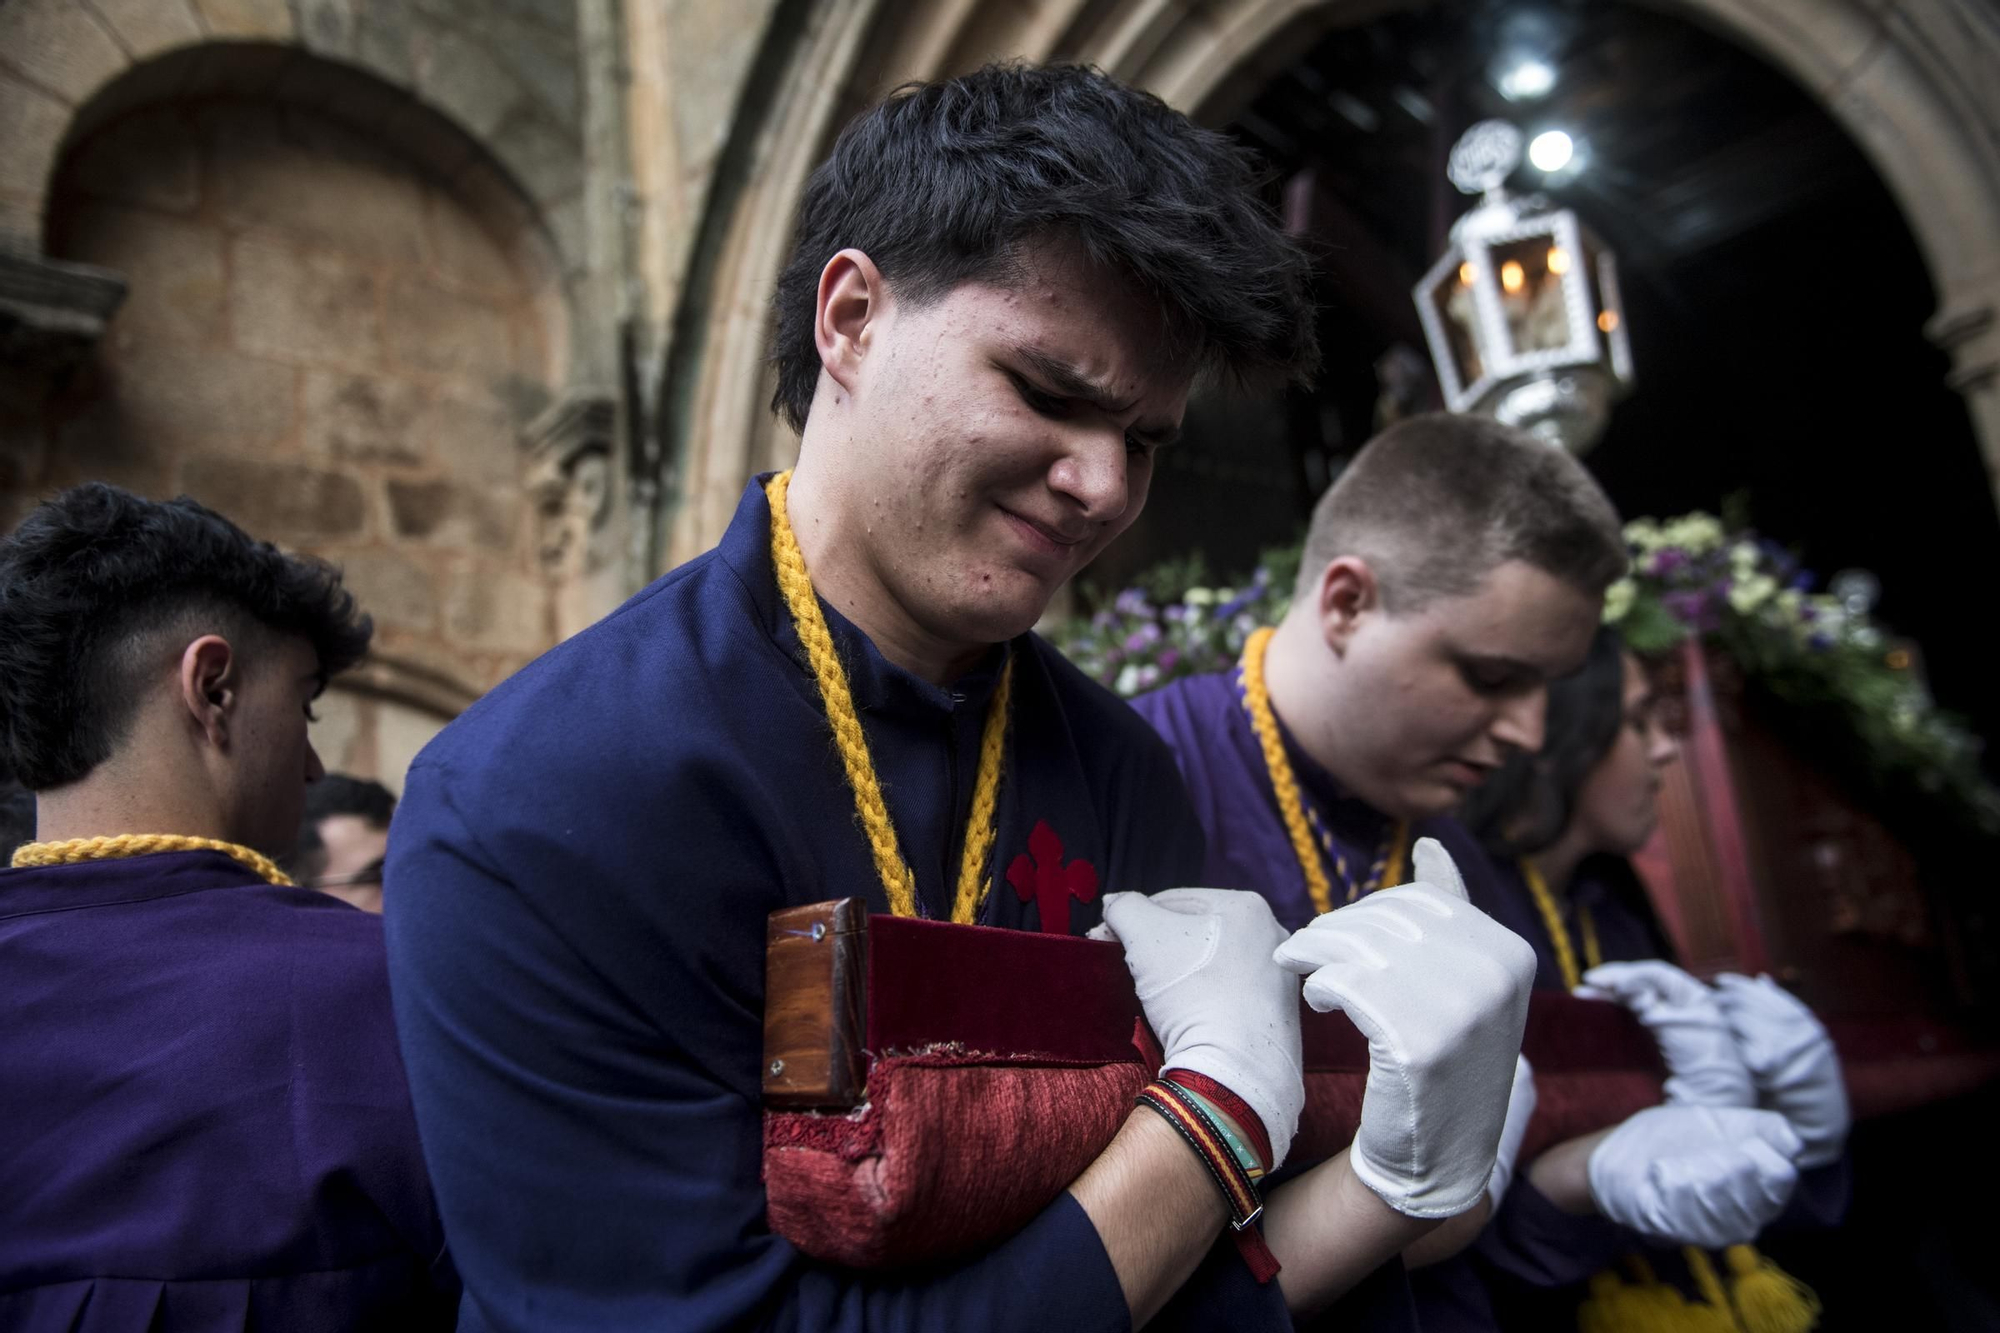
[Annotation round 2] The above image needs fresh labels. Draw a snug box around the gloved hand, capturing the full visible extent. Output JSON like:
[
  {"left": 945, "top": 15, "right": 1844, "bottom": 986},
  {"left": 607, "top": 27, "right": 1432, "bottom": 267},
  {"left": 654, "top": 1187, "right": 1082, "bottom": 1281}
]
[
  {"left": 1272, "top": 838, "right": 1537, "bottom": 1218},
  {"left": 1587, "top": 1104, "right": 1802, "bottom": 1248},
  {"left": 1486, "top": 1055, "right": 1538, "bottom": 1209},
  {"left": 1714, "top": 972, "right": 1850, "bottom": 1169},
  {"left": 1093, "top": 888, "right": 1303, "bottom": 1168},
  {"left": 1577, "top": 960, "right": 1755, "bottom": 1107}
]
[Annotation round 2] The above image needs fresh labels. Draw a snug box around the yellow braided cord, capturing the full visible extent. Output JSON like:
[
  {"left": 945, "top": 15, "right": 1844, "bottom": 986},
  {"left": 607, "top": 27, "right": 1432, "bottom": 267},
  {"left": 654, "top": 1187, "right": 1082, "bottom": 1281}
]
[
  {"left": 1239, "top": 627, "right": 1335, "bottom": 915},
  {"left": 1381, "top": 821, "right": 1407, "bottom": 890},
  {"left": 11, "top": 834, "right": 293, "bottom": 886},
  {"left": 1303, "top": 805, "right": 1403, "bottom": 904},
  {"left": 765, "top": 470, "right": 920, "bottom": 917},
  {"left": 1685, "top": 1247, "right": 1735, "bottom": 1316},
  {"left": 1522, "top": 859, "right": 1585, "bottom": 991},
  {"left": 764, "top": 470, "right": 1011, "bottom": 922},
  {"left": 1581, "top": 902, "right": 1603, "bottom": 970},
  {"left": 1725, "top": 1245, "right": 1821, "bottom": 1333},
  {"left": 950, "top": 657, "right": 1014, "bottom": 925}
]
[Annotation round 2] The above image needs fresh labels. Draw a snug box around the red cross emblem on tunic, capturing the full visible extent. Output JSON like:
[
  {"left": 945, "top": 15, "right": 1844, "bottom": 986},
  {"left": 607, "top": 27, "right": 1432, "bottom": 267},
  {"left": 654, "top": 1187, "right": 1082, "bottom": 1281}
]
[{"left": 1006, "top": 819, "right": 1099, "bottom": 936}]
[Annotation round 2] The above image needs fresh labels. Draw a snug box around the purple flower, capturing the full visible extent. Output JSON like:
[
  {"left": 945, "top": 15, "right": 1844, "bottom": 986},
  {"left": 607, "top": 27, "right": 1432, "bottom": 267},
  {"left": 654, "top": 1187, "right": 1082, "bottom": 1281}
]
[
  {"left": 1789, "top": 571, "right": 1814, "bottom": 593},
  {"left": 1662, "top": 589, "right": 1719, "bottom": 632},
  {"left": 1808, "top": 632, "right": 1833, "bottom": 652},
  {"left": 1158, "top": 649, "right": 1181, "bottom": 672},
  {"left": 1650, "top": 549, "right": 1689, "bottom": 577},
  {"left": 1114, "top": 588, "right": 1149, "bottom": 616}
]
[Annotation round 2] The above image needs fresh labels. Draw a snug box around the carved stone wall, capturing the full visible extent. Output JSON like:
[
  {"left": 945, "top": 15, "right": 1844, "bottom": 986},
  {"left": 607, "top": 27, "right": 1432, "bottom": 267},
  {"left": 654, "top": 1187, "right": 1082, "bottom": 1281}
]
[{"left": 0, "top": 2, "right": 645, "bottom": 789}]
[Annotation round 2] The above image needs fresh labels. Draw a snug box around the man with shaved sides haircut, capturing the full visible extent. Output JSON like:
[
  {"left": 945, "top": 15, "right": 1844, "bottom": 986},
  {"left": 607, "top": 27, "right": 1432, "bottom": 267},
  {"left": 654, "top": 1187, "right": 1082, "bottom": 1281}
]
[
  {"left": 0, "top": 483, "right": 455, "bottom": 1329},
  {"left": 387, "top": 64, "right": 1540, "bottom": 1333}
]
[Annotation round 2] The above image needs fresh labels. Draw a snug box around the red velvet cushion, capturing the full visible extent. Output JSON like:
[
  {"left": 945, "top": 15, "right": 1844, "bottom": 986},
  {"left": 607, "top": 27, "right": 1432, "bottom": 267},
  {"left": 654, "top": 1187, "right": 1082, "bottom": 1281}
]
[{"left": 765, "top": 915, "right": 1669, "bottom": 1269}]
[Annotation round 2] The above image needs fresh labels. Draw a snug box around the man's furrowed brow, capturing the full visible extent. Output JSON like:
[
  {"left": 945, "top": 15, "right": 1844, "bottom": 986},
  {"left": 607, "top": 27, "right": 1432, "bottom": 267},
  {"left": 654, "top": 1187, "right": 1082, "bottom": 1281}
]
[{"left": 1012, "top": 345, "right": 1134, "bottom": 413}]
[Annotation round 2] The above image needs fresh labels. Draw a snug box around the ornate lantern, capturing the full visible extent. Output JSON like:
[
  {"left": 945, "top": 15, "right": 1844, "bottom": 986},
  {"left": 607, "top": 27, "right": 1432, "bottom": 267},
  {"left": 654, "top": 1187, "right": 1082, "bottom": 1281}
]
[{"left": 1413, "top": 120, "right": 1632, "bottom": 452}]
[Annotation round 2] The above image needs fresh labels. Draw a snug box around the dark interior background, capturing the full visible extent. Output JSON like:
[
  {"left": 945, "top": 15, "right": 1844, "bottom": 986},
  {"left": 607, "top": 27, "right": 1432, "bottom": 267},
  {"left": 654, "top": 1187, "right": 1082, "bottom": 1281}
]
[{"left": 1091, "top": 0, "right": 2000, "bottom": 765}]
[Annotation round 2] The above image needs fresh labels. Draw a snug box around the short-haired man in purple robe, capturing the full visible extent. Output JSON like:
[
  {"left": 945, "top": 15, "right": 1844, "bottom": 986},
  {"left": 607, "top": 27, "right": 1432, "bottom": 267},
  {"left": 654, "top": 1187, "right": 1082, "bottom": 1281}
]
[
  {"left": 1132, "top": 413, "right": 1817, "bottom": 1329},
  {"left": 0, "top": 484, "right": 456, "bottom": 1331}
]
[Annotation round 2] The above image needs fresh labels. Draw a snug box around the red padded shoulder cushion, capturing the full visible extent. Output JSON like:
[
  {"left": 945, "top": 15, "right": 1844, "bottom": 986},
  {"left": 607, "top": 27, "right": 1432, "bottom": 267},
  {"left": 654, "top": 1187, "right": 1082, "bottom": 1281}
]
[{"left": 764, "top": 912, "right": 1667, "bottom": 1269}]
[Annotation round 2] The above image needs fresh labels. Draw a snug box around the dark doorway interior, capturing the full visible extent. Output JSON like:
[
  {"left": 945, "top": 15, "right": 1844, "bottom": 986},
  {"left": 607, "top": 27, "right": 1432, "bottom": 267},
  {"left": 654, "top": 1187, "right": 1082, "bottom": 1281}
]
[{"left": 1095, "top": 0, "right": 2000, "bottom": 765}]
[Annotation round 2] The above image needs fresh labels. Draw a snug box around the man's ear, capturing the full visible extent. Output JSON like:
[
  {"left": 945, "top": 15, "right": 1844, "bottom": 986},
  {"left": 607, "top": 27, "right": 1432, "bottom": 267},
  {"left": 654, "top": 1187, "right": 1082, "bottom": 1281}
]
[
  {"left": 178, "top": 635, "right": 238, "bottom": 750},
  {"left": 1316, "top": 556, "right": 1381, "bottom": 657},
  {"left": 814, "top": 248, "right": 886, "bottom": 400}
]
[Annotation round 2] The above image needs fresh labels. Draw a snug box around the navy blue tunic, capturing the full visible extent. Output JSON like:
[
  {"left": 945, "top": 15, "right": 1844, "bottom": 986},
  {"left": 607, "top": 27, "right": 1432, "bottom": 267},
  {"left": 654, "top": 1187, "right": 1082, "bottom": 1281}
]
[
  {"left": 0, "top": 850, "right": 456, "bottom": 1330},
  {"left": 383, "top": 478, "right": 1292, "bottom": 1331}
]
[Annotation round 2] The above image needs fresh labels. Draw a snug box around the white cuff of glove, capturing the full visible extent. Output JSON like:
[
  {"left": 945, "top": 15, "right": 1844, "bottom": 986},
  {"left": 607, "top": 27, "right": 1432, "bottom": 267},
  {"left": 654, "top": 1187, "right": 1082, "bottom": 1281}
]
[{"left": 1486, "top": 1055, "right": 1537, "bottom": 1210}]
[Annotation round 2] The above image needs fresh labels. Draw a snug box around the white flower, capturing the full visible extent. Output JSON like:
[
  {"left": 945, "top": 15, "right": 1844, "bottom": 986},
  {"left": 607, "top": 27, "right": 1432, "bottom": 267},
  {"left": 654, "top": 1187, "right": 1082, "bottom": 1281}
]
[
  {"left": 1727, "top": 573, "right": 1777, "bottom": 614},
  {"left": 1184, "top": 587, "right": 1216, "bottom": 606},
  {"left": 1663, "top": 514, "right": 1724, "bottom": 555},
  {"left": 1602, "top": 577, "right": 1636, "bottom": 623},
  {"left": 1114, "top": 664, "right": 1143, "bottom": 697},
  {"left": 1625, "top": 518, "right": 1664, "bottom": 553}
]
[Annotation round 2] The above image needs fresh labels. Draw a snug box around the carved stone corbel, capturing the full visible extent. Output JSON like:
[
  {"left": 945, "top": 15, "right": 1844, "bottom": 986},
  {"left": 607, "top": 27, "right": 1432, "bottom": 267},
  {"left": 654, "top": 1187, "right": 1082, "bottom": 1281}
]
[
  {"left": 0, "top": 241, "right": 128, "bottom": 410},
  {"left": 522, "top": 389, "right": 618, "bottom": 580}
]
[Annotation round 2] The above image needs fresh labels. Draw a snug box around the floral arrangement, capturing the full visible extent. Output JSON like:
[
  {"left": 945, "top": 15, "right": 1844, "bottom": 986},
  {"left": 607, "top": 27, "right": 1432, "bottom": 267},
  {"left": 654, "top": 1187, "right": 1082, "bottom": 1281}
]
[
  {"left": 1052, "top": 546, "right": 1299, "bottom": 697},
  {"left": 1053, "top": 509, "right": 2000, "bottom": 836},
  {"left": 1607, "top": 512, "right": 2000, "bottom": 835}
]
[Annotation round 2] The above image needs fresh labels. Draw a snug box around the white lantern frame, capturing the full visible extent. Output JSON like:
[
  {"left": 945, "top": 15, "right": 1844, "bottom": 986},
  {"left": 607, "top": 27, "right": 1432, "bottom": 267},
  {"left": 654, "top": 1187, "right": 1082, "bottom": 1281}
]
[{"left": 1413, "top": 207, "right": 1631, "bottom": 415}]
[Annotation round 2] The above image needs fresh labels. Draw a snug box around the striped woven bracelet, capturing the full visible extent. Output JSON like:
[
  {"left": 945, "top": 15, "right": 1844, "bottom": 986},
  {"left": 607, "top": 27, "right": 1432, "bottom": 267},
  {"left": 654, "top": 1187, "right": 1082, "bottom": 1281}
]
[{"left": 1135, "top": 1075, "right": 1281, "bottom": 1283}]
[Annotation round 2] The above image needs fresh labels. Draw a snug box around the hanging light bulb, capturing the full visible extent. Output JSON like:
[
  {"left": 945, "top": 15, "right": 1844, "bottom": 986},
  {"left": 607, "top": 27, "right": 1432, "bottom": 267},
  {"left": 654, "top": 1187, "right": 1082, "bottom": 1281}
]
[
  {"left": 1497, "top": 59, "right": 1556, "bottom": 101},
  {"left": 1528, "top": 129, "right": 1574, "bottom": 172},
  {"left": 1547, "top": 246, "right": 1571, "bottom": 275},
  {"left": 1458, "top": 261, "right": 1476, "bottom": 286},
  {"left": 1500, "top": 260, "right": 1526, "bottom": 293}
]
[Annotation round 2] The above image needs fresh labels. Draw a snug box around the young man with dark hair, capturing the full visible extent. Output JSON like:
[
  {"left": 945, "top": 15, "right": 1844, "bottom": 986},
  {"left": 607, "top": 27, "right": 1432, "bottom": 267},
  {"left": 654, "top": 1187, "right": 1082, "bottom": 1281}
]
[
  {"left": 0, "top": 484, "right": 456, "bottom": 1329},
  {"left": 292, "top": 772, "right": 397, "bottom": 913},
  {"left": 1133, "top": 414, "right": 1809, "bottom": 1327},
  {"left": 386, "top": 64, "right": 1535, "bottom": 1331}
]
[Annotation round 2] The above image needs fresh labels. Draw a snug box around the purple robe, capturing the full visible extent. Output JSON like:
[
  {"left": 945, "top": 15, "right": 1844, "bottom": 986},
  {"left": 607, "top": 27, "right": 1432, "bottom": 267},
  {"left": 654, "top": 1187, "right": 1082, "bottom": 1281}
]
[{"left": 0, "top": 849, "right": 456, "bottom": 1331}]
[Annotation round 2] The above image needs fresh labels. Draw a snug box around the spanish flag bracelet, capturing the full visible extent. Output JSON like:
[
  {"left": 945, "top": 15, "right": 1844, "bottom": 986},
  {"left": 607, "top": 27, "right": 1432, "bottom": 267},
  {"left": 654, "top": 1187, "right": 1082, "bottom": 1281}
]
[{"left": 1135, "top": 1071, "right": 1282, "bottom": 1283}]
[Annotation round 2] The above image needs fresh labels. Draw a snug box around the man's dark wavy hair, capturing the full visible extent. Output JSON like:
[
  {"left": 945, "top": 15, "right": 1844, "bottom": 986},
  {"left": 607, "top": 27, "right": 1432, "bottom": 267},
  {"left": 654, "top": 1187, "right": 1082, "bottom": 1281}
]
[
  {"left": 769, "top": 62, "right": 1320, "bottom": 431},
  {"left": 0, "top": 483, "right": 372, "bottom": 791}
]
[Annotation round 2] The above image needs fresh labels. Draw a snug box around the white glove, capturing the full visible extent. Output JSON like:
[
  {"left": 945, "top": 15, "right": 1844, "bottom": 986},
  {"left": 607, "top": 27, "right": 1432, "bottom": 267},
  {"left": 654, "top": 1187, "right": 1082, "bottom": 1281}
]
[
  {"left": 1092, "top": 888, "right": 1303, "bottom": 1168},
  {"left": 1486, "top": 1055, "right": 1538, "bottom": 1209},
  {"left": 1272, "top": 838, "right": 1537, "bottom": 1218},
  {"left": 1714, "top": 973, "right": 1850, "bottom": 1169},
  {"left": 1588, "top": 1104, "right": 1803, "bottom": 1248},
  {"left": 1577, "top": 960, "right": 1755, "bottom": 1107}
]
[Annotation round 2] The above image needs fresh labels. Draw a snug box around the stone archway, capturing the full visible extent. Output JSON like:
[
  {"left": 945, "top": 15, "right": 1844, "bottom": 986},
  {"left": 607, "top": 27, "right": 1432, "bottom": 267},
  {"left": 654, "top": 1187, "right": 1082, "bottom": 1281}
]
[
  {"left": 0, "top": 19, "right": 620, "bottom": 785},
  {"left": 656, "top": 0, "right": 2000, "bottom": 566}
]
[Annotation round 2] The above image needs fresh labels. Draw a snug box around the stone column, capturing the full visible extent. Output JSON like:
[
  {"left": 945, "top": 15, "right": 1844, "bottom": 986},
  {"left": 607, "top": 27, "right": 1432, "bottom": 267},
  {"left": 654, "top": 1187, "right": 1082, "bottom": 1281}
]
[{"left": 1929, "top": 280, "right": 2000, "bottom": 511}]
